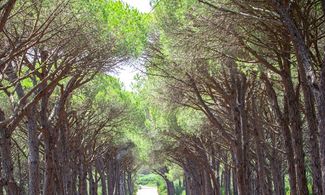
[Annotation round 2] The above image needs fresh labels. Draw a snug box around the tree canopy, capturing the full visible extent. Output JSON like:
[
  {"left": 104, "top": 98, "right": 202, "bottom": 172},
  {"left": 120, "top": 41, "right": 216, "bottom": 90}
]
[{"left": 1, "top": 0, "right": 325, "bottom": 195}]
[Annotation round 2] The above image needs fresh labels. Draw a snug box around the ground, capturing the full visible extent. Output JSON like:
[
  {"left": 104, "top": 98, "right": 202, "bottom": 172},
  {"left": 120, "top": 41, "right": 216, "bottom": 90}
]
[{"left": 136, "top": 186, "right": 159, "bottom": 195}]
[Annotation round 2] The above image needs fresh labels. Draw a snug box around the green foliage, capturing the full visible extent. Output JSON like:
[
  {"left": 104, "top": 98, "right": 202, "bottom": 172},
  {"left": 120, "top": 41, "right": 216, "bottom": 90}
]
[
  {"left": 77, "top": 0, "right": 151, "bottom": 56},
  {"left": 176, "top": 107, "right": 205, "bottom": 133}
]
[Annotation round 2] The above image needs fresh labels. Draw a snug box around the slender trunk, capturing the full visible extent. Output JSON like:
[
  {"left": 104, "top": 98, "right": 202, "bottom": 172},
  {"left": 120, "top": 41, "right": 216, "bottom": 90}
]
[
  {"left": 0, "top": 151, "right": 3, "bottom": 195},
  {"left": 184, "top": 173, "right": 190, "bottom": 195},
  {"left": 224, "top": 165, "right": 231, "bottom": 195},
  {"left": 119, "top": 170, "right": 126, "bottom": 195},
  {"left": 41, "top": 95, "right": 56, "bottom": 195},
  {"left": 252, "top": 98, "right": 269, "bottom": 195},
  {"left": 299, "top": 63, "right": 323, "bottom": 195},
  {"left": 108, "top": 160, "right": 115, "bottom": 195},
  {"left": 78, "top": 160, "right": 87, "bottom": 195},
  {"left": 281, "top": 34, "right": 309, "bottom": 195},
  {"left": 319, "top": 60, "right": 325, "bottom": 195},
  {"left": 27, "top": 108, "right": 40, "bottom": 195},
  {"left": 17, "top": 149, "right": 24, "bottom": 195},
  {"left": 231, "top": 70, "right": 249, "bottom": 195},
  {"left": 0, "top": 112, "right": 18, "bottom": 195},
  {"left": 214, "top": 160, "right": 221, "bottom": 195},
  {"left": 166, "top": 178, "right": 176, "bottom": 195},
  {"left": 89, "top": 167, "right": 96, "bottom": 195},
  {"left": 127, "top": 172, "right": 133, "bottom": 195},
  {"left": 70, "top": 163, "right": 77, "bottom": 195},
  {"left": 319, "top": 0, "right": 325, "bottom": 185},
  {"left": 115, "top": 163, "right": 120, "bottom": 195},
  {"left": 94, "top": 170, "right": 98, "bottom": 195},
  {"left": 233, "top": 146, "right": 247, "bottom": 195},
  {"left": 59, "top": 122, "right": 69, "bottom": 194},
  {"left": 96, "top": 159, "right": 107, "bottom": 195},
  {"left": 43, "top": 135, "right": 55, "bottom": 195},
  {"left": 282, "top": 65, "right": 308, "bottom": 195},
  {"left": 270, "top": 130, "right": 284, "bottom": 195},
  {"left": 232, "top": 165, "right": 238, "bottom": 195},
  {"left": 203, "top": 170, "right": 212, "bottom": 195},
  {"left": 262, "top": 74, "right": 297, "bottom": 195}
]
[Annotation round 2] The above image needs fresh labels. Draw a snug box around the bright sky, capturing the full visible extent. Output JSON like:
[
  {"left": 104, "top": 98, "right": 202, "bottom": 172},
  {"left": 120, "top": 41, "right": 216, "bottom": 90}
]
[
  {"left": 122, "top": 0, "right": 152, "bottom": 13},
  {"left": 116, "top": 0, "right": 151, "bottom": 90}
]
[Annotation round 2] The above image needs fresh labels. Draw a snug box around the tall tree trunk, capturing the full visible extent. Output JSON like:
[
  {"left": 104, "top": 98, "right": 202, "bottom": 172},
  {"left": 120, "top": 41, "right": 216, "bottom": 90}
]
[
  {"left": 262, "top": 73, "right": 298, "bottom": 195},
  {"left": 43, "top": 135, "right": 55, "bottom": 195},
  {"left": 214, "top": 160, "right": 221, "bottom": 195},
  {"left": 89, "top": 167, "right": 97, "bottom": 195},
  {"left": 27, "top": 107, "right": 40, "bottom": 195},
  {"left": 70, "top": 164, "right": 78, "bottom": 195},
  {"left": 281, "top": 53, "right": 309, "bottom": 195},
  {"left": 108, "top": 160, "right": 116, "bottom": 195},
  {"left": 78, "top": 160, "right": 87, "bottom": 195},
  {"left": 203, "top": 170, "right": 213, "bottom": 195},
  {"left": 59, "top": 120, "right": 69, "bottom": 194},
  {"left": 41, "top": 95, "right": 56, "bottom": 195},
  {"left": 270, "top": 130, "right": 284, "bottom": 195},
  {"left": 127, "top": 172, "right": 133, "bottom": 195},
  {"left": 184, "top": 173, "right": 190, "bottom": 195},
  {"left": 298, "top": 63, "right": 323, "bottom": 195},
  {"left": 272, "top": 2, "right": 325, "bottom": 193},
  {"left": 318, "top": 0, "right": 325, "bottom": 186},
  {"left": 17, "top": 148, "right": 24, "bottom": 195},
  {"left": 233, "top": 146, "right": 247, "bottom": 195},
  {"left": 224, "top": 164, "right": 231, "bottom": 195},
  {"left": 115, "top": 163, "right": 120, "bottom": 195},
  {"left": 252, "top": 98, "right": 270, "bottom": 195},
  {"left": 96, "top": 159, "right": 107, "bottom": 195},
  {"left": 231, "top": 69, "right": 249, "bottom": 195},
  {"left": 231, "top": 165, "right": 238, "bottom": 195},
  {"left": 0, "top": 110, "right": 18, "bottom": 195},
  {"left": 319, "top": 58, "right": 325, "bottom": 195}
]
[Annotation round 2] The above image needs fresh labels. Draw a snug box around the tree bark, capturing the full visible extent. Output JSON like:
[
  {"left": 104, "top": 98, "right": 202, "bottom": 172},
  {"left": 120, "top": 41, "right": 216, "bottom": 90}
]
[
  {"left": 262, "top": 73, "right": 298, "bottom": 195},
  {"left": 231, "top": 164, "right": 238, "bottom": 195},
  {"left": 0, "top": 110, "right": 18, "bottom": 195},
  {"left": 298, "top": 62, "right": 323, "bottom": 195},
  {"left": 272, "top": 1, "right": 325, "bottom": 193},
  {"left": 78, "top": 160, "right": 87, "bottom": 195},
  {"left": 27, "top": 107, "right": 40, "bottom": 195},
  {"left": 224, "top": 164, "right": 231, "bottom": 195},
  {"left": 281, "top": 63, "right": 308, "bottom": 195},
  {"left": 0, "top": 0, "right": 16, "bottom": 32},
  {"left": 231, "top": 69, "right": 249, "bottom": 195},
  {"left": 96, "top": 159, "right": 107, "bottom": 195},
  {"left": 252, "top": 98, "right": 270, "bottom": 195},
  {"left": 318, "top": 58, "right": 325, "bottom": 195},
  {"left": 127, "top": 172, "right": 133, "bottom": 195},
  {"left": 43, "top": 135, "right": 55, "bottom": 195}
]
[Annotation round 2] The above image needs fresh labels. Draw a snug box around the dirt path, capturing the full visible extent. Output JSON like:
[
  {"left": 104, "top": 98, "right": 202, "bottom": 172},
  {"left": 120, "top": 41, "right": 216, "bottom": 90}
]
[{"left": 136, "top": 186, "right": 159, "bottom": 195}]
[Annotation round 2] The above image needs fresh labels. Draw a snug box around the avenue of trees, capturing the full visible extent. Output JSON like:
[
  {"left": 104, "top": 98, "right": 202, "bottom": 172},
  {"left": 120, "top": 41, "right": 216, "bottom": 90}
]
[
  {"left": 139, "top": 0, "right": 325, "bottom": 195},
  {"left": 1, "top": 0, "right": 325, "bottom": 195},
  {"left": 0, "top": 0, "right": 148, "bottom": 194}
]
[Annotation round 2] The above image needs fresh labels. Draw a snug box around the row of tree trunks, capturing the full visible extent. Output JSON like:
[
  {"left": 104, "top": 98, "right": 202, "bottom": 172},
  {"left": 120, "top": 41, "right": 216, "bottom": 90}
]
[{"left": 271, "top": 1, "right": 325, "bottom": 194}]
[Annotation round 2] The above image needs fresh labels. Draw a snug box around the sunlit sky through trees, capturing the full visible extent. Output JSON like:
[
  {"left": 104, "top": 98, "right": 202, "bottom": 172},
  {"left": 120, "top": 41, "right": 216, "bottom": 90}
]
[
  {"left": 117, "top": 0, "right": 151, "bottom": 90},
  {"left": 122, "top": 0, "right": 152, "bottom": 13}
]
